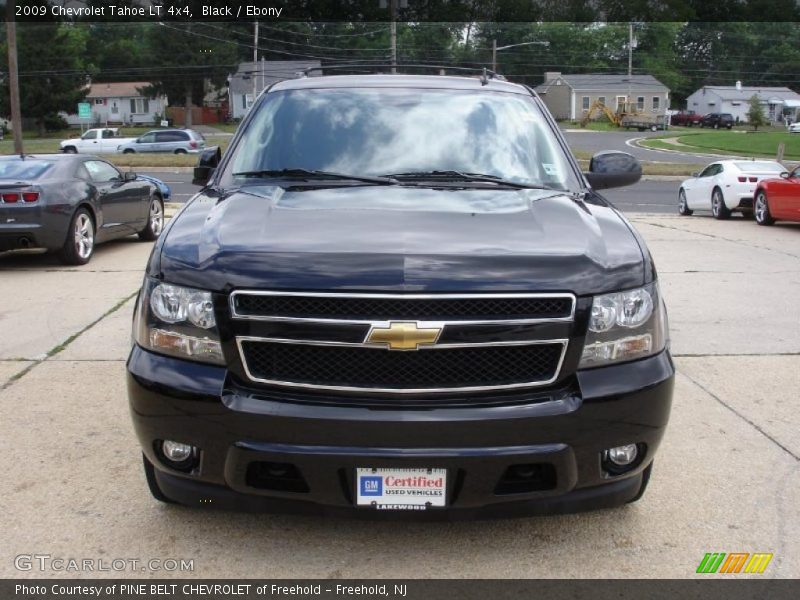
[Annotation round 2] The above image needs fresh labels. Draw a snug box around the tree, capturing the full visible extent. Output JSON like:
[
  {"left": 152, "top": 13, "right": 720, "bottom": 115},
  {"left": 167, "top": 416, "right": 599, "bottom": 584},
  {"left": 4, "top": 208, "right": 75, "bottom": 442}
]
[
  {"left": 143, "top": 18, "right": 237, "bottom": 127},
  {"left": 0, "top": 23, "right": 92, "bottom": 135},
  {"left": 747, "top": 94, "right": 768, "bottom": 130}
]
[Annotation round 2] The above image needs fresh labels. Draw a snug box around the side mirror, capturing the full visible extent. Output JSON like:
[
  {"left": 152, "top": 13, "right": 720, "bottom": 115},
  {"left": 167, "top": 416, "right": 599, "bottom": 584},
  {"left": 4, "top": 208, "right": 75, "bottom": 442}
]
[
  {"left": 584, "top": 151, "right": 642, "bottom": 190},
  {"left": 780, "top": 171, "right": 790, "bottom": 179},
  {"left": 691, "top": 172, "right": 699, "bottom": 178},
  {"left": 193, "top": 146, "right": 222, "bottom": 186},
  {"left": 123, "top": 171, "right": 137, "bottom": 182}
]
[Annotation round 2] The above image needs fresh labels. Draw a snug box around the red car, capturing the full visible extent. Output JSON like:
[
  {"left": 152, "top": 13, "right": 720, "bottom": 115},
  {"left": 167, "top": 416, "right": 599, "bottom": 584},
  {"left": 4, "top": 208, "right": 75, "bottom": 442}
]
[
  {"left": 670, "top": 111, "right": 703, "bottom": 127},
  {"left": 754, "top": 165, "right": 800, "bottom": 225}
]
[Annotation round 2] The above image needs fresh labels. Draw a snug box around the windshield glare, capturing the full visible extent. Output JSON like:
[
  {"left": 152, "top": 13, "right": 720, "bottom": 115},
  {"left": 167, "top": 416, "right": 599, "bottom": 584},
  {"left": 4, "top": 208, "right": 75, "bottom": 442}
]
[{"left": 222, "top": 88, "right": 577, "bottom": 190}]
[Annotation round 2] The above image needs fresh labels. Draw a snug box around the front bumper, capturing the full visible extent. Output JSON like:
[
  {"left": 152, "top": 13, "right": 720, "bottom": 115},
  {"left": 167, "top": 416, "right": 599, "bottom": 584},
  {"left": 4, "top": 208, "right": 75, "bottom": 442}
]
[{"left": 127, "top": 345, "right": 674, "bottom": 518}]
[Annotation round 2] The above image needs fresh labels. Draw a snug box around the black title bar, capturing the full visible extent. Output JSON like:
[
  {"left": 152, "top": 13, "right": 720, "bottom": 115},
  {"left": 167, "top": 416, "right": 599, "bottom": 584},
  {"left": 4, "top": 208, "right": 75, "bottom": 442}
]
[{"left": 5, "top": 0, "right": 800, "bottom": 23}]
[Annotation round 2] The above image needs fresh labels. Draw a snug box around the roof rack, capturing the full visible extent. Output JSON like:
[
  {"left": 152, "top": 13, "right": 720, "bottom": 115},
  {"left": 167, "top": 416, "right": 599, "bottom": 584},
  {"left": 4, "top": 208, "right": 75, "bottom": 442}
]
[{"left": 298, "top": 63, "right": 506, "bottom": 82}]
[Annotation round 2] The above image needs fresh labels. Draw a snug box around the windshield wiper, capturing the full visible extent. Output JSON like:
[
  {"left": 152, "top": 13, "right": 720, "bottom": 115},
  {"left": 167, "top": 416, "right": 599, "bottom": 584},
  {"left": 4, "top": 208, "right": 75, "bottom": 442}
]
[
  {"left": 232, "top": 168, "right": 398, "bottom": 185},
  {"left": 381, "top": 170, "right": 559, "bottom": 190}
]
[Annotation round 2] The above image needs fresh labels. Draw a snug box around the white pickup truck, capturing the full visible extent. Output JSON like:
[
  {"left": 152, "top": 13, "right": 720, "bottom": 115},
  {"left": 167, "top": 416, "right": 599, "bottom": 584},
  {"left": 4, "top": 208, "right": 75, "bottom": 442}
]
[{"left": 59, "top": 128, "right": 137, "bottom": 154}]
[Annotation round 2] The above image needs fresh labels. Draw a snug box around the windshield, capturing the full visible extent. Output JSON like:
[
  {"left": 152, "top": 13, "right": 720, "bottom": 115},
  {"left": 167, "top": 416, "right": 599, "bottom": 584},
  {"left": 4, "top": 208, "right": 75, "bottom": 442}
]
[
  {"left": 220, "top": 88, "right": 578, "bottom": 190},
  {"left": 0, "top": 160, "right": 54, "bottom": 180}
]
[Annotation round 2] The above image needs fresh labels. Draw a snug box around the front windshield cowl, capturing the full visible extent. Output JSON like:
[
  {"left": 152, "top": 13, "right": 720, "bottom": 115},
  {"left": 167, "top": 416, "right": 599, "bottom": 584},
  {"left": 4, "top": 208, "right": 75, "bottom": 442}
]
[{"left": 219, "top": 87, "right": 580, "bottom": 193}]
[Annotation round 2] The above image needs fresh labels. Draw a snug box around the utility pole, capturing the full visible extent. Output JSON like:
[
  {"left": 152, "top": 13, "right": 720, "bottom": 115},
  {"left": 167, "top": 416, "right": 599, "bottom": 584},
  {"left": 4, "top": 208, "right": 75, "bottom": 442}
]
[
  {"left": 492, "top": 39, "right": 497, "bottom": 73},
  {"left": 252, "top": 20, "right": 259, "bottom": 109},
  {"left": 6, "top": 2, "right": 24, "bottom": 156},
  {"left": 390, "top": 0, "right": 397, "bottom": 73},
  {"left": 627, "top": 22, "right": 634, "bottom": 112},
  {"left": 628, "top": 22, "right": 633, "bottom": 77}
]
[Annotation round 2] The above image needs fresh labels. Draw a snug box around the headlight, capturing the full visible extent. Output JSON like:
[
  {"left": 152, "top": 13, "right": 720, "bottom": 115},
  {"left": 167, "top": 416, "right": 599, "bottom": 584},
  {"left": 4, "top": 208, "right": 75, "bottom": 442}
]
[
  {"left": 580, "top": 283, "right": 668, "bottom": 368},
  {"left": 134, "top": 278, "right": 224, "bottom": 365}
]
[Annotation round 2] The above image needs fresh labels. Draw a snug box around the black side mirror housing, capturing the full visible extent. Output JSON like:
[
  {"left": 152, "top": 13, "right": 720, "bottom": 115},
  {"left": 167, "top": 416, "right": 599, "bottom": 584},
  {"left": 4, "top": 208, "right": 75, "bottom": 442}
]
[
  {"left": 193, "top": 146, "right": 222, "bottom": 186},
  {"left": 123, "top": 171, "right": 137, "bottom": 182},
  {"left": 780, "top": 171, "right": 790, "bottom": 179},
  {"left": 584, "top": 151, "right": 642, "bottom": 190}
]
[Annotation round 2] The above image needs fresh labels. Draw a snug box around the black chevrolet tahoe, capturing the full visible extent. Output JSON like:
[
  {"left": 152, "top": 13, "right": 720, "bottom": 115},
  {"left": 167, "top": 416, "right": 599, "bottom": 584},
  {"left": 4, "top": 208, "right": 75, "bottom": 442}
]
[{"left": 127, "top": 72, "right": 674, "bottom": 518}]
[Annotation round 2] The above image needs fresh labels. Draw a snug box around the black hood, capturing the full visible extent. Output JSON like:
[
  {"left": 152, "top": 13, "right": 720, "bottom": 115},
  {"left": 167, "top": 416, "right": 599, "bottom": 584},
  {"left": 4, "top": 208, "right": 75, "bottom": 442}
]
[{"left": 156, "top": 185, "right": 646, "bottom": 296}]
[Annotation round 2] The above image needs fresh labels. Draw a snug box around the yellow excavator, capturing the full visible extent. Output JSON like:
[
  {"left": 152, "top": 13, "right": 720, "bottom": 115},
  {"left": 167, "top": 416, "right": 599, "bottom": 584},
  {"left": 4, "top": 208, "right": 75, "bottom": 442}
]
[
  {"left": 580, "top": 100, "right": 623, "bottom": 127},
  {"left": 580, "top": 99, "right": 644, "bottom": 128}
]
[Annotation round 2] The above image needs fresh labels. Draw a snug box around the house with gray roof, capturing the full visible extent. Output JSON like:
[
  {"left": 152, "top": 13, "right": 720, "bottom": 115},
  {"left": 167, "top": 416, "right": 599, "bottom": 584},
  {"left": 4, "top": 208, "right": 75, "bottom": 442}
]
[
  {"left": 535, "top": 72, "right": 670, "bottom": 121},
  {"left": 228, "top": 60, "right": 320, "bottom": 119},
  {"left": 685, "top": 84, "right": 800, "bottom": 124}
]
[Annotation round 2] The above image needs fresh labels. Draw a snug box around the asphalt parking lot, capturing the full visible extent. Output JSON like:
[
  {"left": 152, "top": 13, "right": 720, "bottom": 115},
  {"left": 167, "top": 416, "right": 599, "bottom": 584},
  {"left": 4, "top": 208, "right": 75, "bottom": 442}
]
[{"left": 1, "top": 212, "right": 798, "bottom": 579}]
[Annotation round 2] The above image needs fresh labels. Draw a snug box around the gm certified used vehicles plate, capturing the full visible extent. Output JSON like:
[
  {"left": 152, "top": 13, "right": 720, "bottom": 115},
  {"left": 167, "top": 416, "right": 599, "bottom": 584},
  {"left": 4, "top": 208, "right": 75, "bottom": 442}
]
[{"left": 127, "top": 69, "right": 674, "bottom": 518}]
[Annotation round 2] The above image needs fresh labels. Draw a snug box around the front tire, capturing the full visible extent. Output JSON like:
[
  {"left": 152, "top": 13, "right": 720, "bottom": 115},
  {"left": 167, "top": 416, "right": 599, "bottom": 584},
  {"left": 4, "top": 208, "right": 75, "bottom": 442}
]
[
  {"left": 174, "top": 148, "right": 187, "bottom": 155},
  {"left": 139, "top": 196, "right": 164, "bottom": 241},
  {"left": 59, "top": 208, "right": 95, "bottom": 265},
  {"left": 754, "top": 190, "right": 775, "bottom": 226},
  {"left": 678, "top": 189, "right": 693, "bottom": 216},
  {"left": 650, "top": 124, "right": 658, "bottom": 132},
  {"left": 63, "top": 146, "right": 77, "bottom": 154},
  {"left": 122, "top": 149, "right": 135, "bottom": 154},
  {"left": 711, "top": 188, "right": 731, "bottom": 220}
]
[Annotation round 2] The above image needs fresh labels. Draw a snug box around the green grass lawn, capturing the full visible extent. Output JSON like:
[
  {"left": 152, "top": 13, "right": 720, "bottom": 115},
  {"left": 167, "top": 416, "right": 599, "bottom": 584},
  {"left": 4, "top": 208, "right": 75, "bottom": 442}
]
[
  {"left": 210, "top": 122, "right": 240, "bottom": 134},
  {"left": 641, "top": 131, "right": 800, "bottom": 160},
  {"left": 0, "top": 139, "right": 60, "bottom": 154}
]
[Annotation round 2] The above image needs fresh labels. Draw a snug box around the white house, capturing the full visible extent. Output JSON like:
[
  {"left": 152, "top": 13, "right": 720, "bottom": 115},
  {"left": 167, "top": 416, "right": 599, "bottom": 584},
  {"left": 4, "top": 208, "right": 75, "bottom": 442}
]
[
  {"left": 685, "top": 84, "right": 800, "bottom": 124},
  {"left": 228, "top": 60, "right": 320, "bottom": 119},
  {"left": 63, "top": 82, "right": 167, "bottom": 127}
]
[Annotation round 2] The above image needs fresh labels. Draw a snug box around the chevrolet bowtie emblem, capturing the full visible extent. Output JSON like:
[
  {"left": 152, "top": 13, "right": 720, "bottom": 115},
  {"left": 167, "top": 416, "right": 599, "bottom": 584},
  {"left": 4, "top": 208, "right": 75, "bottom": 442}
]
[{"left": 366, "top": 321, "right": 442, "bottom": 351}]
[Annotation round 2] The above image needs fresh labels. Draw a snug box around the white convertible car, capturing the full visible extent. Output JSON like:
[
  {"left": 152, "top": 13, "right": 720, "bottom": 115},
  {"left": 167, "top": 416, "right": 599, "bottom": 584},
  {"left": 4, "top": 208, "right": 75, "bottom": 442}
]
[{"left": 678, "top": 159, "right": 788, "bottom": 219}]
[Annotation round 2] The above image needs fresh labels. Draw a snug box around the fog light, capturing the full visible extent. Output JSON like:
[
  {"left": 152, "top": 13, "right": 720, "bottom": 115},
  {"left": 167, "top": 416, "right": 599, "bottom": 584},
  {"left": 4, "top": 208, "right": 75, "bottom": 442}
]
[
  {"left": 162, "top": 440, "right": 193, "bottom": 463},
  {"left": 607, "top": 444, "right": 638, "bottom": 466}
]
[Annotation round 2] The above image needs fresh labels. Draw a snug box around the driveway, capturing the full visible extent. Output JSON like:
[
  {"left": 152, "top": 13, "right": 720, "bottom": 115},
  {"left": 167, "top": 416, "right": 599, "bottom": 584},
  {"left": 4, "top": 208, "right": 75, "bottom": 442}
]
[{"left": 1, "top": 215, "right": 798, "bottom": 578}]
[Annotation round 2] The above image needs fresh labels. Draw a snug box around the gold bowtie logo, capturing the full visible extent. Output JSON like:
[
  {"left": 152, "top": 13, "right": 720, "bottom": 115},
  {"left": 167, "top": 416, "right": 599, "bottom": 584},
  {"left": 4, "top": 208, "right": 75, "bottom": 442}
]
[{"left": 366, "top": 321, "right": 442, "bottom": 351}]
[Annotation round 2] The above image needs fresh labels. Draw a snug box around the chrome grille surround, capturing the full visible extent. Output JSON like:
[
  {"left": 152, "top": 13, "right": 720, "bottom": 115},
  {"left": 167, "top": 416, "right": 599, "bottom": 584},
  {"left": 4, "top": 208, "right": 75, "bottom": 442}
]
[{"left": 230, "top": 291, "right": 575, "bottom": 394}]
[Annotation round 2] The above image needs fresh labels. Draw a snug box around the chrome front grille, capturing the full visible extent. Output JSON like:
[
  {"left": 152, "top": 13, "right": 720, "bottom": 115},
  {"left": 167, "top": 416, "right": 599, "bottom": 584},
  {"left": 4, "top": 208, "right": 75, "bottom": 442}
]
[{"left": 230, "top": 292, "right": 575, "bottom": 394}]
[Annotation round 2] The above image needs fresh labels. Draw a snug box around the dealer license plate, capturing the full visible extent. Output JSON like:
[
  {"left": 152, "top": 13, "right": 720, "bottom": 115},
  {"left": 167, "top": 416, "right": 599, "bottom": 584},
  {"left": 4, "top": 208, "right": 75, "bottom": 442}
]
[{"left": 355, "top": 467, "right": 447, "bottom": 510}]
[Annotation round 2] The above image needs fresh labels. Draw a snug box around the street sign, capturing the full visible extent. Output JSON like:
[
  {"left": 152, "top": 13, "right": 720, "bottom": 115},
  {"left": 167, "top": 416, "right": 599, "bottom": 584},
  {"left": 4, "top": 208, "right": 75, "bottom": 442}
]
[{"left": 77, "top": 102, "right": 91, "bottom": 119}]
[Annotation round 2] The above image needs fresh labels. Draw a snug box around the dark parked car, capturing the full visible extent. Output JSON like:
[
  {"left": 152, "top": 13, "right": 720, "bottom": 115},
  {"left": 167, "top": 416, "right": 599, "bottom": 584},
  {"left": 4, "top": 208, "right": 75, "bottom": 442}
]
[
  {"left": 0, "top": 154, "right": 164, "bottom": 264},
  {"left": 118, "top": 129, "right": 206, "bottom": 154},
  {"left": 128, "top": 72, "right": 674, "bottom": 518},
  {"left": 700, "top": 113, "right": 734, "bottom": 129},
  {"left": 669, "top": 110, "right": 703, "bottom": 127}
]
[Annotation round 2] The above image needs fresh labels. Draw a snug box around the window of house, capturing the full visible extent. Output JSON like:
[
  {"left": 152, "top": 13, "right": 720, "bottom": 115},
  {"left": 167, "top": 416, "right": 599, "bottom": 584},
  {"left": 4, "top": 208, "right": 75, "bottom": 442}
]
[
  {"left": 94, "top": 98, "right": 104, "bottom": 105},
  {"left": 111, "top": 102, "right": 119, "bottom": 114},
  {"left": 652, "top": 96, "right": 660, "bottom": 111},
  {"left": 242, "top": 94, "right": 247, "bottom": 109},
  {"left": 637, "top": 96, "right": 645, "bottom": 110},
  {"left": 598, "top": 96, "right": 606, "bottom": 106},
  {"left": 582, "top": 96, "right": 590, "bottom": 111},
  {"left": 130, "top": 98, "right": 150, "bottom": 114}
]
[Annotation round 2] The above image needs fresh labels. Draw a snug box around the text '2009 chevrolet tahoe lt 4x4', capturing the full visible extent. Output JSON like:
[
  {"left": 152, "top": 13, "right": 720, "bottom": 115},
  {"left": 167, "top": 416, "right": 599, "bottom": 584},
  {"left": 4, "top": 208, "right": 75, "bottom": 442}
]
[{"left": 127, "top": 70, "right": 674, "bottom": 518}]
